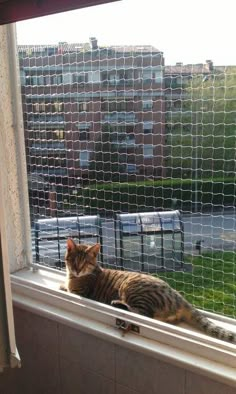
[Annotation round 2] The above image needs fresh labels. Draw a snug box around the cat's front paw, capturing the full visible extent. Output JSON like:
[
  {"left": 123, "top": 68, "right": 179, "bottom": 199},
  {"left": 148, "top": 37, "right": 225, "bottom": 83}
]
[{"left": 59, "top": 283, "right": 67, "bottom": 291}]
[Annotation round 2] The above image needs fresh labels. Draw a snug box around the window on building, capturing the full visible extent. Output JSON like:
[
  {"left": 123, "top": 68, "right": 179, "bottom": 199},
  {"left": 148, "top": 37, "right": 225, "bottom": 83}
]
[
  {"left": 109, "top": 73, "right": 119, "bottom": 85},
  {"left": 143, "top": 121, "right": 153, "bottom": 134},
  {"left": 31, "top": 156, "right": 66, "bottom": 168},
  {"left": 117, "top": 69, "right": 133, "bottom": 85},
  {"left": 54, "top": 130, "right": 65, "bottom": 140},
  {"left": 79, "top": 130, "right": 89, "bottom": 141},
  {"left": 143, "top": 70, "right": 152, "bottom": 81},
  {"left": 142, "top": 69, "right": 162, "bottom": 83},
  {"left": 88, "top": 70, "right": 100, "bottom": 83},
  {"left": 37, "top": 75, "right": 44, "bottom": 85},
  {"left": 143, "top": 144, "right": 154, "bottom": 157},
  {"left": 25, "top": 75, "right": 33, "bottom": 85},
  {"left": 51, "top": 75, "right": 62, "bottom": 85},
  {"left": 126, "top": 163, "right": 137, "bottom": 173},
  {"left": 33, "top": 101, "right": 64, "bottom": 113},
  {"left": 101, "top": 100, "right": 132, "bottom": 112},
  {"left": 78, "top": 123, "right": 90, "bottom": 141},
  {"left": 80, "top": 151, "right": 90, "bottom": 168},
  {"left": 33, "top": 102, "right": 45, "bottom": 112},
  {"left": 53, "top": 102, "right": 64, "bottom": 112},
  {"left": 78, "top": 102, "right": 88, "bottom": 112},
  {"left": 143, "top": 69, "right": 152, "bottom": 81},
  {"left": 73, "top": 72, "right": 88, "bottom": 84},
  {"left": 154, "top": 70, "right": 163, "bottom": 83},
  {"left": 143, "top": 100, "right": 153, "bottom": 111}
]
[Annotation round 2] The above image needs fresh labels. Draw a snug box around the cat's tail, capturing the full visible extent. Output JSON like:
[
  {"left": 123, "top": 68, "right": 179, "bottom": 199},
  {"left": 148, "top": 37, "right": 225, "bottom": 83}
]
[{"left": 185, "top": 305, "right": 236, "bottom": 344}]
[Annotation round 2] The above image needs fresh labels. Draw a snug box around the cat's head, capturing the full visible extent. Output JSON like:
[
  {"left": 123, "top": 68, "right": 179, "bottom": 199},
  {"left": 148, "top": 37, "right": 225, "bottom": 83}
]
[{"left": 65, "top": 239, "right": 101, "bottom": 277}]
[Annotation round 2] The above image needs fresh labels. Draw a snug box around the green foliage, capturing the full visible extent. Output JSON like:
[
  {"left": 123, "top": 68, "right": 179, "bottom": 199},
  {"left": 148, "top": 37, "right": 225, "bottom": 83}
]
[
  {"left": 166, "top": 67, "right": 236, "bottom": 177},
  {"left": 158, "top": 251, "right": 236, "bottom": 318},
  {"left": 83, "top": 178, "right": 236, "bottom": 214}
]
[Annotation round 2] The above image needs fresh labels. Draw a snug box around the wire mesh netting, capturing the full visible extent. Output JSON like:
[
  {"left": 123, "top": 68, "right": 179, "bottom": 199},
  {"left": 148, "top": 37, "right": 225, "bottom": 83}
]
[{"left": 18, "top": 34, "right": 236, "bottom": 318}]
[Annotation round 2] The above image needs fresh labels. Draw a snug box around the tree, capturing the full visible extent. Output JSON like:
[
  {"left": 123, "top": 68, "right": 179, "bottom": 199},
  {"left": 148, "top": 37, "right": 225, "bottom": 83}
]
[
  {"left": 165, "top": 67, "right": 236, "bottom": 178},
  {"left": 89, "top": 124, "right": 125, "bottom": 183}
]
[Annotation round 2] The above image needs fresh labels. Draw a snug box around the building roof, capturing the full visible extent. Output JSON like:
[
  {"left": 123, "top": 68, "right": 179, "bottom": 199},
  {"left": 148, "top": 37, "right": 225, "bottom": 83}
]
[
  {"left": 165, "top": 63, "right": 212, "bottom": 75},
  {"left": 18, "top": 42, "right": 162, "bottom": 55},
  {"left": 18, "top": 43, "right": 90, "bottom": 53},
  {"left": 106, "top": 45, "right": 162, "bottom": 54}
]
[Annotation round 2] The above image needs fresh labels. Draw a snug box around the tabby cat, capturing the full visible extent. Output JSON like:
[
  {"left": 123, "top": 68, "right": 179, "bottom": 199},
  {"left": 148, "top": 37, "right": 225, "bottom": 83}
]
[{"left": 60, "top": 239, "right": 236, "bottom": 344}]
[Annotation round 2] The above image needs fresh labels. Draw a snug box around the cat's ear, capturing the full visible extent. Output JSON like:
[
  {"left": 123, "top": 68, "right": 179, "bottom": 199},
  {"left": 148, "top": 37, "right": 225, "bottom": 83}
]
[
  {"left": 67, "top": 238, "right": 77, "bottom": 252},
  {"left": 86, "top": 243, "right": 100, "bottom": 256}
]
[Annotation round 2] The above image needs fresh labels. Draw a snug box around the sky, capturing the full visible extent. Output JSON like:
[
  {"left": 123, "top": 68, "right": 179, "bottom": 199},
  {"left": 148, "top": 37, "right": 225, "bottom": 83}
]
[{"left": 16, "top": 0, "right": 236, "bottom": 65}]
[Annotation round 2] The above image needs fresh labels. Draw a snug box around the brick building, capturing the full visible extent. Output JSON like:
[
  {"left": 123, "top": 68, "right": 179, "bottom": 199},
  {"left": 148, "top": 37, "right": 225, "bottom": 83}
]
[
  {"left": 164, "top": 61, "right": 213, "bottom": 132},
  {"left": 19, "top": 38, "right": 165, "bottom": 194}
]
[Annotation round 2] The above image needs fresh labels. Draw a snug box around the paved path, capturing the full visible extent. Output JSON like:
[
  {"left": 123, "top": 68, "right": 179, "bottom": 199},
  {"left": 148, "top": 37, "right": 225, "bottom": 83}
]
[{"left": 182, "top": 212, "right": 236, "bottom": 253}]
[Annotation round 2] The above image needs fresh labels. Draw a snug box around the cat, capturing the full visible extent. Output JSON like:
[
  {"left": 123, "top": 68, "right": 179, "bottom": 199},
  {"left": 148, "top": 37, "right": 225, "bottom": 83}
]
[{"left": 60, "top": 238, "right": 236, "bottom": 344}]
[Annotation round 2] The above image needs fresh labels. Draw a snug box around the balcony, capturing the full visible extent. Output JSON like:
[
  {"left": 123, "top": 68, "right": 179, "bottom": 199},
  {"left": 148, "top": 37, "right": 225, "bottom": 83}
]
[
  {"left": 103, "top": 112, "right": 137, "bottom": 123},
  {"left": 32, "top": 167, "right": 67, "bottom": 176},
  {"left": 30, "top": 141, "right": 66, "bottom": 154},
  {"left": 27, "top": 114, "right": 65, "bottom": 127}
]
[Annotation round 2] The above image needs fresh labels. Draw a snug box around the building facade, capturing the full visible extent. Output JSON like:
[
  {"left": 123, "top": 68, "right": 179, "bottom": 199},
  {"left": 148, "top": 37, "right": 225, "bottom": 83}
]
[{"left": 19, "top": 39, "right": 165, "bottom": 194}]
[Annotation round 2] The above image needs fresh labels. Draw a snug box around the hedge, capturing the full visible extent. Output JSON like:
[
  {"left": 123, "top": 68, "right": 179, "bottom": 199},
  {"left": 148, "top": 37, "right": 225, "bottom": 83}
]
[{"left": 82, "top": 178, "right": 236, "bottom": 215}]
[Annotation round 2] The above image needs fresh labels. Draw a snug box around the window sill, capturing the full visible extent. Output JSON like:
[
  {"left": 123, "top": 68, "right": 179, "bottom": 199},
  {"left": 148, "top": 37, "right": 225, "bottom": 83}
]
[{"left": 11, "top": 266, "right": 236, "bottom": 388}]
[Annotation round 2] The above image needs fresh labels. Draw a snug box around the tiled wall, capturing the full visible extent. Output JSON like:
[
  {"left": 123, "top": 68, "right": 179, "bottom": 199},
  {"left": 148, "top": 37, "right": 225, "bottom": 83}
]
[{"left": 0, "top": 306, "right": 235, "bottom": 394}]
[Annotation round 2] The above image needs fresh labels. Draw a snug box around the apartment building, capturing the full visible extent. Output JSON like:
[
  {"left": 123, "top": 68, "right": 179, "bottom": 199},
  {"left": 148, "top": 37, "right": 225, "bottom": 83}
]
[
  {"left": 164, "top": 60, "right": 213, "bottom": 134},
  {"left": 19, "top": 38, "right": 165, "bottom": 194}
]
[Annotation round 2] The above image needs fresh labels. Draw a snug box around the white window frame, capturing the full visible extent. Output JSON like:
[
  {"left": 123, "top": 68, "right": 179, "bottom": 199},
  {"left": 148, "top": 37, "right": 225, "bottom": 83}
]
[
  {"left": 1, "top": 22, "right": 236, "bottom": 388},
  {"left": 72, "top": 72, "right": 88, "bottom": 84},
  {"left": 88, "top": 70, "right": 100, "bottom": 83},
  {"left": 0, "top": 23, "right": 30, "bottom": 370},
  {"left": 154, "top": 70, "right": 163, "bottom": 83},
  {"left": 80, "top": 150, "right": 91, "bottom": 168},
  {"left": 143, "top": 144, "right": 154, "bottom": 157},
  {"left": 143, "top": 121, "right": 153, "bottom": 134},
  {"left": 143, "top": 99, "right": 153, "bottom": 111}
]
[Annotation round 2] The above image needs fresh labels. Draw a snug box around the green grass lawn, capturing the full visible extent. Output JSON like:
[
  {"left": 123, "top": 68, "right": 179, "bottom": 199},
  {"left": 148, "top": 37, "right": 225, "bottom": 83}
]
[{"left": 158, "top": 252, "right": 236, "bottom": 319}]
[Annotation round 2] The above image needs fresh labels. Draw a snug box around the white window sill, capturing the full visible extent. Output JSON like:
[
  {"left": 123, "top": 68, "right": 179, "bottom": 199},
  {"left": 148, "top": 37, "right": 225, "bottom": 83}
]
[{"left": 11, "top": 266, "right": 236, "bottom": 388}]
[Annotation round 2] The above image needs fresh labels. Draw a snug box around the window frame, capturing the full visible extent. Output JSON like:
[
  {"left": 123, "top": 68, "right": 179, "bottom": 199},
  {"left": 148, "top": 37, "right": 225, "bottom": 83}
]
[
  {"left": 78, "top": 101, "right": 88, "bottom": 112},
  {"left": 143, "top": 121, "right": 153, "bottom": 134},
  {"left": 143, "top": 144, "right": 154, "bottom": 157},
  {"left": 11, "top": 266, "right": 236, "bottom": 389},
  {"left": 0, "top": 23, "right": 31, "bottom": 370},
  {"left": 143, "top": 99, "right": 153, "bottom": 111},
  {"left": 1, "top": 21, "right": 236, "bottom": 388},
  {"left": 79, "top": 150, "right": 91, "bottom": 168}
]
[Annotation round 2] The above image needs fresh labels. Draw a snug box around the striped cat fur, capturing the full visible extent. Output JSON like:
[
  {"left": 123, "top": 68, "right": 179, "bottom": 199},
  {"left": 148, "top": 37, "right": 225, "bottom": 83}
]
[{"left": 60, "top": 239, "right": 236, "bottom": 344}]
